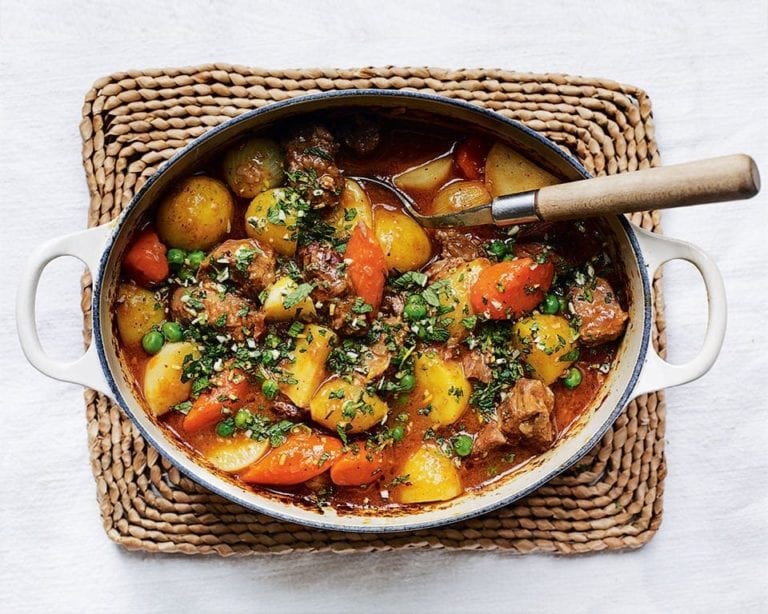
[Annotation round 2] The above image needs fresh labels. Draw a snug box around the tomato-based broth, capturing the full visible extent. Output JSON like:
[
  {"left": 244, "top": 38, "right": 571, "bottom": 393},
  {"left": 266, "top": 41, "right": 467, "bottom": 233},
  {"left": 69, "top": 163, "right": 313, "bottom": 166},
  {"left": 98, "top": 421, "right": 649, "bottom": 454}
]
[{"left": 113, "top": 112, "right": 629, "bottom": 512}]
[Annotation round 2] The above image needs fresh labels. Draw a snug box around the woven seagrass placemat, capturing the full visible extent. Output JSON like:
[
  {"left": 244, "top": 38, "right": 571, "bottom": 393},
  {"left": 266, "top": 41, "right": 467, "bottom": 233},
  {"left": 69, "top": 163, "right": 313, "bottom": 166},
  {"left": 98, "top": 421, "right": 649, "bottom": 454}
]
[{"left": 80, "top": 66, "right": 666, "bottom": 555}]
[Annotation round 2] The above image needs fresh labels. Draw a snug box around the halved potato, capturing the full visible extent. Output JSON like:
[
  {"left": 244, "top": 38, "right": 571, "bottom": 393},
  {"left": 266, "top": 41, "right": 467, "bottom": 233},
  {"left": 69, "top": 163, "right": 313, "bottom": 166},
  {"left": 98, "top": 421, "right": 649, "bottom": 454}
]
[
  {"left": 485, "top": 143, "right": 560, "bottom": 197},
  {"left": 373, "top": 208, "right": 432, "bottom": 272},
  {"left": 204, "top": 436, "right": 270, "bottom": 472},
  {"left": 310, "top": 376, "right": 389, "bottom": 434},
  {"left": 281, "top": 325, "right": 336, "bottom": 408},
  {"left": 327, "top": 179, "right": 374, "bottom": 238},
  {"left": 143, "top": 341, "right": 200, "bottom": 416},
  {"left": 115, "top": 284, "right": 165, "bottom": 346},
  {"left": 513, "top": 314, "right": 578, "bottom": 385},
  {"left": 245, "top": 188, "right": 299, "bottom": 257},
  {"left": 413, "top": 351, "right": 471, "bottom": 426},
  {"left": 262, "top": 276, "right": 316, "bottom": 321},
  {"left": 432, "top": 180, "right": 491, "bottom": 215},
  {"left": 394, "top": 155, "right": 453, "bottom": 192},
  {"left": 392, "top": 444, "right": 463, "bottom": 504},
  {"left": 437, "top": 258, "right": 489, "bottom": 341}
]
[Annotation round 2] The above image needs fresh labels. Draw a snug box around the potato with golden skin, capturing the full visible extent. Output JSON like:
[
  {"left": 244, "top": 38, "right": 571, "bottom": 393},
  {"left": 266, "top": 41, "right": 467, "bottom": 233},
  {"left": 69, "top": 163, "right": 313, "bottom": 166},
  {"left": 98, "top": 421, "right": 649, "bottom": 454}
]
[
  {"left": 394, "top": 155, "right": 453, "bottom": 192},
  {"left": 374, "top": 208, "right": 432, "bottom": 272},
  {"left": 310, "top": 376, "right": 389, "bottom": 435},
  {"left": 245, "top": 188, "right": 300, "bottom": 257},
  {"left": 115, "top": 284, "right": 165, "bottom": 346},
  {"left": 327, "top": 179, "right": 374, "bottom": 239},
  {"left": 261, "top": 276, "right": 316, "bottom": 322},
  {"left": 280, "top": 325, "right": 337, "bottom": 408},
  {"left": 485, "top": 143, "right": 560, "bottom": 197},
  {"left": 143, "top": 342, "right": 200, "bottom": 416},
  {"left": 156, "top": 176, "right": 235, "bottom": 250},
  {"left": 513, "top": 314, "right": 578, "bottom": 385},
  {"left": 431, "top": 180, "right": 491, "bottom": 214},
  {"left": 392, "top": 444, "right": 463, "bottom": 504},
  {"left": 413, "top": 351, "right": 471, "bottom": 426}
]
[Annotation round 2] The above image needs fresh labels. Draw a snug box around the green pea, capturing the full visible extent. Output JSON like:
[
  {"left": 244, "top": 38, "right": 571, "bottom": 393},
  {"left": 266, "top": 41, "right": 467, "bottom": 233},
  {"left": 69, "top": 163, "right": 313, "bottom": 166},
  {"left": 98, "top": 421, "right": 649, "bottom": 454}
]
[
  {"left": 141, "top": 330, "right": 164, "bottom": 355},
  {"left": 404, "top": 295, "right": 427, "bottom": 320},
  {"left": 542, "top": 293, "right": 560, "bottom": 314},
  {"left": 452, "top": 433, "right": 473, "bottom": 457},
  {"left": 161, "top": 321, "right": 183, "bottom": 342},
  {"left": 187, "top": 250, "right": 206, "bottom": 269},
  {"left": 216, "top": 419, "right": 235, "bottom": 438},
  {"left": 486, "top": 239, "right": 507, "bottom": 259},
  {"left": 234, "top": 409, "right": 251, "bottom": 429},
  {"left": 391, "top": 425, "right": 405, "bottom": 442},
  {"left": 563, "top": 367, "right": 583, "bottom": 389},
  {"left": 167, "top": 248, "right": 186, "bottom": 268},
  {"left": 262, "top": 379, "right": 279, "bottom": 400},
  {"left": 399, "top": 373, "right": 416, "bottom": 392}
]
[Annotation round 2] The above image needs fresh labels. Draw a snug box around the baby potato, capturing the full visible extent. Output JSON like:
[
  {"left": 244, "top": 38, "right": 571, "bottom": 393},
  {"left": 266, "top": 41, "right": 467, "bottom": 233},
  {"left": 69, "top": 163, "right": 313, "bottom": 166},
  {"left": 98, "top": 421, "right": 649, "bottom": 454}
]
[
  {"left": 143, "top": 342, "right": 200, "bottom": 416},
  {"left": 115, "top": 283, "right": 165, "bottom": 346},
  {"left": 413, "top": 351, "right": 471, "bottom": 426},
  {"left": 431, "top": 180, "right": 491, "bottom": 215},
  {"left": 485, "top": 143, "right": 560, "bottom": 197},
  {"left": 222, "top": 137, "right": 284, "bottom": 198},
  {"left": 281, "top": 325, "right": 336, "bottom": 408},
  {"left": 437, "top": 258, "right": 489, "bottom": 341},
  {"left": 156, "top": 176, "right": 235, "bottom": 250},
  {"left": 204, "top": 436, "right": 270, "bottom": 473},
  {"left": 310, "top": 377, "right": 389, "bottom": 435},
  {"left": 392, "top": 444, "right": 463, "bottom": 504},
  {"left": 261, "top": 276, "right": 316, "bottom": 321},
  {"left": 327, "top": 179, "right": 374, "bottom": 239},
  {"left": 513, "top": 314, "right": 578, "bottom": 385},
  {"left": 373, "top": 208, "right": 432, "bottom": 272},
  {"left": 394, "top": 155, "right": 453, "bottom": 193},
  {"left": 245, "top": 188, "right": 299, "bottom": 257}
]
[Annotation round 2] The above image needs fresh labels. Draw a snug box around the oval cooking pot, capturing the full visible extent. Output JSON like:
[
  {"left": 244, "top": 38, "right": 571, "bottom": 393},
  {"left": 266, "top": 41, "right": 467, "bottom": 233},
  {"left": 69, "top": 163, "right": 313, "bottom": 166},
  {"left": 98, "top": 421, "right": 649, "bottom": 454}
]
[{"left": 16, "top": 91, "right": 727, "bottom": 532}]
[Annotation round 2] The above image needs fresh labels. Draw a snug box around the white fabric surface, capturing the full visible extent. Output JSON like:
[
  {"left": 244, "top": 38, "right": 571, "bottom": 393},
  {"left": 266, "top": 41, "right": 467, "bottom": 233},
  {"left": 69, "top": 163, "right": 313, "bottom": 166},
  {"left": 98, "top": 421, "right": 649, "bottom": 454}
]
[{"left": 1, "top": 1, "right": 766, "bottom": 612}]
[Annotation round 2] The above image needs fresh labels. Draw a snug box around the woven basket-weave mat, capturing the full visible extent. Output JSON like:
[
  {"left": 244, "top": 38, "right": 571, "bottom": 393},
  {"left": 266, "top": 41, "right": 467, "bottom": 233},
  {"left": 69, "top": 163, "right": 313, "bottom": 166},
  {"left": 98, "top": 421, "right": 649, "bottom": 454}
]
[{"left": 79, "top": 66, "right": 666, "bottom": 556}]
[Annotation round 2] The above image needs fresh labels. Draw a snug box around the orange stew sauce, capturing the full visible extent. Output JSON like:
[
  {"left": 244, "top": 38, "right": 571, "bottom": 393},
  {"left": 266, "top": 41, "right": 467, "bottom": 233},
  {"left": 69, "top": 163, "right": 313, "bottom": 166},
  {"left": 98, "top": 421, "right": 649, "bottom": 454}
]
[{"left": 114, "top": 113, "right": 627, "bottom": 512}]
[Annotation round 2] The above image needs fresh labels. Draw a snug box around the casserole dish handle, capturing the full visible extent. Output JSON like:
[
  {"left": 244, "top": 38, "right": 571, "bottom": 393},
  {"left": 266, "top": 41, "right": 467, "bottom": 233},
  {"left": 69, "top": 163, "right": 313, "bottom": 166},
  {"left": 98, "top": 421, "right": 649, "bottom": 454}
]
[
  {"left": 632, "top": 227, "right": 727, "bottom": 397},
  {"left": 17, "top": 224, "right": 113, "bottom": 395}
]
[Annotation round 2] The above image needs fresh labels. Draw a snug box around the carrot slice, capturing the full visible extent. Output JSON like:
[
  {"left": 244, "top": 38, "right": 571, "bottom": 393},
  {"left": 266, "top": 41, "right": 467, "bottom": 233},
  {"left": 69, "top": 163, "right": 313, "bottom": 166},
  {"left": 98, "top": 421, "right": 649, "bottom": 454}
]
[
  {"left": 469, "top": 258, "right": 555, "bottom": 319},
  {"left": 183, "top": 370, "right": 252, "bottom": 433},
  {"left": 330, "top": 446, "right": 384, "bottom": 487},
  {"left": 239, "top": 429, "right": 343, "bottom": 485},
  {"left": 454, "top": 137, "right": 490, "bottom": 180},
  {"left": 123, "top": 228, "right": 169, "bottom": 286},
  {"left": 345, "top": 222, "right": 388, "bottom": 313}
]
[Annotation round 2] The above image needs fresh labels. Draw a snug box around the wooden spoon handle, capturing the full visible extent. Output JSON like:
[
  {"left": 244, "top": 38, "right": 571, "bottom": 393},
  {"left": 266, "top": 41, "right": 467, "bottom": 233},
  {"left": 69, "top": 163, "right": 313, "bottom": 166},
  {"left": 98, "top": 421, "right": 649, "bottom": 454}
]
[{"left": 535, "top": 154, "right": 760, "bottom": 221}]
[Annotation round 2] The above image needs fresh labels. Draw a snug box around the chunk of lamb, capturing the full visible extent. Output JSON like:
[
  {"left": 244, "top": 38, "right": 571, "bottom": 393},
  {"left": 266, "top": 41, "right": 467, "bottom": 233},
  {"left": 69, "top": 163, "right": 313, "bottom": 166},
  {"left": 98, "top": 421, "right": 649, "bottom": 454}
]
[
  {"left": 171, "top": 282, "right": 265, "bottom": 342},
  {"left": 298, "top": 242, "right": 349, "bottom": 301},
  {"left": 569, "top": 276, "right": 628, "bottom": 346},
  {"left": 198, "top": 239, "right": 276, "bottom": 299},
  {"left": 339, "top": 114, "right": 381, "bottom": 156},
  {"left": 284, "top": 125, "right": 343, "bottom": 209},
  {"left": 434, "top": 229, "right": 485, "bottom": 261},
  {"left": 298, "top": 242, "right": 369, "bottom": 336},
  {"left": 472, "top": 422, "right": 507, "bottom": 458},
  {"left": 498, "top": 378, "right": 556, "bottom": 451}
]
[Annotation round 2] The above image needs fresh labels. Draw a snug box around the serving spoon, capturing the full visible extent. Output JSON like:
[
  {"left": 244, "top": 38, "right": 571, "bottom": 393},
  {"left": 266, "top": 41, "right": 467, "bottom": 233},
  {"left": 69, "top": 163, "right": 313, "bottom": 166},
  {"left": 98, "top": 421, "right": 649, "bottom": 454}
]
[{"left": 352, "top": 154, "right": 760, "bottom": 228}]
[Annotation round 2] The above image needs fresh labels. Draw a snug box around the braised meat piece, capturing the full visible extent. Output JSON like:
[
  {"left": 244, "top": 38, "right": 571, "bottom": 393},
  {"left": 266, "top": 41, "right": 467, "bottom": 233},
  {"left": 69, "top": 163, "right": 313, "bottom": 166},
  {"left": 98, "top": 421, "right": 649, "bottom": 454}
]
[
  {"left": 434, "top": 229, "right": 485, "bottom": 262},
  {"left": 329, "top": 295, "right": 370, "bottom": 337},
  {"left": 424, "top": 257, "right": 465, "bottom": 282},
  {"left": 170, "top": 282, "right": 265, "bottom": 342},
  {"left": 339, "top": 114, "right": 381, "bottom": 156},
  {"left": 284, "top": 125, "right": 343, "bottom": 209},
  {"left": 472, "top": 422, "right": 507, "bottom": 458},
  {"left": 460, "top": 350, "right": 493, "bottom": 384},
  {"left": 498, "top": 378, "right": 555, "bottom": 450},
  {"left": 272, "top": 396, "right": 303, "bottom": 419},
  {"left": 298, "top": 242, "right": 349, "bottom": 301},
  {"left": 199, "top": 239, "right": 276, "bottom": 299},
  {"left": 569, "top": 276, "right": 628, "bottom": 346}
]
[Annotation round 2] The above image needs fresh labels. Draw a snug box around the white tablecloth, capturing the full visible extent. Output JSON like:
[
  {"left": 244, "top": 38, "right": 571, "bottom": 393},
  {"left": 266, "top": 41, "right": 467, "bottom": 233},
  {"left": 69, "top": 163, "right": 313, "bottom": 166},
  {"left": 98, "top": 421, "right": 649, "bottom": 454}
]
[{"left": 1, "top": 1, "right": 766, "bottom": 612}]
